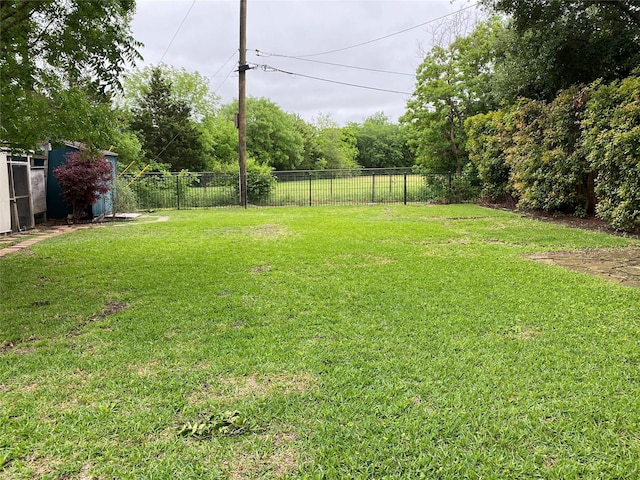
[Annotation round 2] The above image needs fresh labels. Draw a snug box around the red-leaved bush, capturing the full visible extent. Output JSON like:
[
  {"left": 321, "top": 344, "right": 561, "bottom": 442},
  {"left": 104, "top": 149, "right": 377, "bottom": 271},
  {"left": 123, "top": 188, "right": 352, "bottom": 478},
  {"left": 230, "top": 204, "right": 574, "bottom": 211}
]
[{"left": 53, "top": 149, "right": 114, "bottom": 220}]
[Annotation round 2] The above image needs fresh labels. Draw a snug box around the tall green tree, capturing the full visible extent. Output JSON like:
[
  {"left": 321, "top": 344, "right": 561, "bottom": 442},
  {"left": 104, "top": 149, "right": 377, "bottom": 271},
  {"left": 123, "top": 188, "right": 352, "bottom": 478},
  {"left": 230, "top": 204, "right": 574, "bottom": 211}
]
[
  {"left": 122, "top": 64, "right": 219, "bottom": 121},
  {"left": 313, "top": 114, "right": 359, "bottom": 170},
  {"left": 403, "top": 18, "right": 504, "bottom": 173},
  {"left": 0, "top": 0, "right": 141, "bottom": 149},
  {"left": 351, "top": 112, "right": 413, "bottom": 168},
  {"left": 130, "top": 68, "right": 208, "bottom": 171},
  {"left": 483, "top": 0, "right": 640, "bottom": 101},
  {"left": 221, "top": 98, "right": 304, "bottom": 170}
]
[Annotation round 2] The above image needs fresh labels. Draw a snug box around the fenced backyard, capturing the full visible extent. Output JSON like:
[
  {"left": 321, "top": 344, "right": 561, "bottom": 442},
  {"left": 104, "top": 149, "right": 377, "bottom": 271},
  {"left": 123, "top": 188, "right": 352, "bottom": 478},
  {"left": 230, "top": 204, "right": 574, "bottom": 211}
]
[{"left": 122, "top": 168, "right": 480, "bottom": 209}]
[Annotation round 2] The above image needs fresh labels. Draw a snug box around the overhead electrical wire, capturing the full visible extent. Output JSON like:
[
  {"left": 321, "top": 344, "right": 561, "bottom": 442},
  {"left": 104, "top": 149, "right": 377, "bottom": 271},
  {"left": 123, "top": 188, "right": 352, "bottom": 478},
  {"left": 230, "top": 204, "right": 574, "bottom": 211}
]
[
  {"left": 159, "top": 0, "right": 197, "bottom": 62},
  {"left": 254, "top": 50, "right": 415, "bottom": 77},
  {"left": 273, "top": 2, "right": 479, "bottom": 58},
  {"left": 259, "top": 65, "right": 413, "bottom": 95},
  {"left": 208, "top": 49, "right": 239, "bottom": 93}
]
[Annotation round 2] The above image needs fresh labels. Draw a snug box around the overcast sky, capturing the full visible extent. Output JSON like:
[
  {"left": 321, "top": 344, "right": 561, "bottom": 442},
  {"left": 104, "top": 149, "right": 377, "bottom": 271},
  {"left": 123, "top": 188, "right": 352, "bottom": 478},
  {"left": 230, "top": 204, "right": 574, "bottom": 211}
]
[{"left": 131, "top": 0, "right": 482, "bottom": 125}]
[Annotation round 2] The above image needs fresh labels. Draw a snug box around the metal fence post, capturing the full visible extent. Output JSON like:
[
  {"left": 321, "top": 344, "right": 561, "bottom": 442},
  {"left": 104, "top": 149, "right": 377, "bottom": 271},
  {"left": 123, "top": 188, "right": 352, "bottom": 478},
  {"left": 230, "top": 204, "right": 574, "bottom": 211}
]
[
  {"left": 403, "top": 173, "right": 407, "bottom": 205},
  {"left": 176, "top": 175, "right": 181, "bottom": 210},
  {"left": 371, "top": 173, "right": 376, "bottom": 203},
  {"left": 309, "top": 172, "right": 312, "bottom": 206}
]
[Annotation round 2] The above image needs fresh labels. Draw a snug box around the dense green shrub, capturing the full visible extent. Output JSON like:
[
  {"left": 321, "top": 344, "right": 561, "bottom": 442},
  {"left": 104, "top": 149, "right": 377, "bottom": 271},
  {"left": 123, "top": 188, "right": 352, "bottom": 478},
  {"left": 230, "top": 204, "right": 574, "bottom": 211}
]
[
  {"left": 419, "top": 169, "right": 481, "bottom": 204},
  {"left": 506, "top": 89, "right": 591, "bottom": 214},
  {"left": 237, "top": 160, "right": 276, "bottom": 204},
  {"left": 465, "top": 109, "right": 514, "bottom": 202},
  {"left": 582, "top": 75, "right": 640, "bottom": 231}
]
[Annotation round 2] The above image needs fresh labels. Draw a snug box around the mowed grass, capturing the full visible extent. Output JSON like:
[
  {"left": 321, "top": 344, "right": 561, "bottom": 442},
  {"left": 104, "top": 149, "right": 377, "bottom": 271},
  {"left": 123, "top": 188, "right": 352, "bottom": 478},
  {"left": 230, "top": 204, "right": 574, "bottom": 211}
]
[{"left": 1, "top": 205, "right": 639, "bottom": 479}]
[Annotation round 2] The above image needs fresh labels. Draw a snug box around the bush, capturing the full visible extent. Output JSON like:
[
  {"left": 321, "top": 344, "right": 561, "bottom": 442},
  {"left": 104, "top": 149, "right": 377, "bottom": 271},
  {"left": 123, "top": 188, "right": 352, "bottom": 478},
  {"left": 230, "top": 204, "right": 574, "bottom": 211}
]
[
  {"left": 53, "top": 149, "right": 114, "bottom": 220},
  {"left": 465, "top": 109, "right": 515, "bottom": 202},
  {"left": 582, "top": 74, "right": 640, "bottom": 231},
  {"left": 506, "top": 90, "right": 591, "bottom": 214},
  {"left": 236, "top": 160, "right": 276, "bottom": 204},
  {"left": 112, "top": 177, "right": 138, "bottom": 213},
  {"left": 419, "top": 170, "right": 480, "bottom": 204}
]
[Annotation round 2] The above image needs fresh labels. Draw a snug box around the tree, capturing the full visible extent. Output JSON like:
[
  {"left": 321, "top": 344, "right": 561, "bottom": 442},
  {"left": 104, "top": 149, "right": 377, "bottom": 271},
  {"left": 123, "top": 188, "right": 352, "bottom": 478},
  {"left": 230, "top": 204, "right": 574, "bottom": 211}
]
[
  {"left": 351, "top": 113, "right": 413, "bottom": 168},
  {"left": 221, "top": 98, "right": 304, "bottom": 170},
  {"left": 483, "top": 0, "right": 640, "bottom": 101},
  {"left": 122, "top": 64, "right": 220, "bottom": 121},
  {"left": 199, "top": 113, "right": 238, "bottom": 169},
  {"left": 403, "top": 18, "right": 504, "bottom": 173},
  {"left": 130, "top": 67, "right": 208, "bottom": 171},
  {"left": 292, "top": 115, "right": 322, "bottom": 170},
  {"left": 53, "top": 149, "right": 114, "bottom": 220},
  {"left": 0, "top": 0, "right": 141, "bottom": 149},
  {"left": 465, "top": 109, "right": 514, "bottom": 202},
  {"left": 313, "top": 114, "right": 359, "bottom": 170}
]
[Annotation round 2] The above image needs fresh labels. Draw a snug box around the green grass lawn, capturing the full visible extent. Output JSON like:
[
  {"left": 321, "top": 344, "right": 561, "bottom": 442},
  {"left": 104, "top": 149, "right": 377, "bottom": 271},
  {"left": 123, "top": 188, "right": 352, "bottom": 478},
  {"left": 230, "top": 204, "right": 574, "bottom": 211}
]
[{"left": 1, "top": 205, "right": 639, "bottom": 479}]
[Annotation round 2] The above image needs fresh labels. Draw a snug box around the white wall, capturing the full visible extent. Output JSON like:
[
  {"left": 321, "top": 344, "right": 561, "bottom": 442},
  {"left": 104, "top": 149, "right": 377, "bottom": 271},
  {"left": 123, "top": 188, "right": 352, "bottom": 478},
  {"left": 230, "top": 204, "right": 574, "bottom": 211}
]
[{"left": 0, "top": 153, "right": 12, "bottom": 234}]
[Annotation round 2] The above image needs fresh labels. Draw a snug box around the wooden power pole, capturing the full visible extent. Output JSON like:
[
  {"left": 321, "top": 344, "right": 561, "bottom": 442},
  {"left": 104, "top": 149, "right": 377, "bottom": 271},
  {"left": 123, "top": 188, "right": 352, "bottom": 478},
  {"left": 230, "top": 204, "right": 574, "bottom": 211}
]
[{"left": 238, "top": 0, "right": 248, "bottom": 208}]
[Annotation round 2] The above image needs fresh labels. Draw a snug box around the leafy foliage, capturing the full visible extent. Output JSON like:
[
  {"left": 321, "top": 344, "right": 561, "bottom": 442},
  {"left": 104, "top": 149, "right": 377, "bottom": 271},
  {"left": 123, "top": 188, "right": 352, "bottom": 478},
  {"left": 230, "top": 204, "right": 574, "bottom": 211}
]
[
  {"left": 582, "top": 74, "right": 640, "bottom": 231},
  {"left": 243, "top": 160, "right": 276, "bottom": 203},
  {"left": 484, "top": 0, "right": 640, "bottom": 102},
  {"left": 0, "top": 0, "right": 140, "bottom": 149},
  {"left": 53, "top": 149, "right": 114, "bottom": 219},
  {"left": 178, "top": 411, "right": 254, "bottom": 438},
  {"left": 506, "top": 89, "right": 591, "bottom": 214},
  {"left": 403, "top": 18, "right": 504, "bottom": 173},
  {"left": 123, "top": 64, "right": 220, "bottom": 122},
  {"left": 351, "top": 113, "right": 413, "bottom": 168},
  {"left": 313, "top": 114, "right": 359, "bottom": 170},
  {"left": 130, "top": 68, "right": 208, "bottom": 172},
  {"left": 222, "top": 98, "right": 304, "bottom": 171},
  {"left": 111, "top": 177, "right": 138, "bottom": 213},
  {"left": 465, "top": 109, "right": 514, "bottom": 202}
]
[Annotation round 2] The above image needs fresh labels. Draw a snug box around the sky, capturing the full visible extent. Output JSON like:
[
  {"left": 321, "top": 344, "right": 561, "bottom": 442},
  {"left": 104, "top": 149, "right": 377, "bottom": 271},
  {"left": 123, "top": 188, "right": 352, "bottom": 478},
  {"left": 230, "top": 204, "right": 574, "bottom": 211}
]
[{"left": 131, "top": 0, "right": 483, "bottom": 125}]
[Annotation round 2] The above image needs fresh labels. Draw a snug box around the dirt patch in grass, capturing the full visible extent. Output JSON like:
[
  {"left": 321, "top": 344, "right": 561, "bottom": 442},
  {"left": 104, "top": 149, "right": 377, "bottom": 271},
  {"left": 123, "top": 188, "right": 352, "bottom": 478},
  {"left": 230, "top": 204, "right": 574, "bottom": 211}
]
[
  {"left": 188, "top": 373, "right": 315, "bottom": 406},
  {"left": 98, "top": 301, "right": 128, "bottom": 318},
  {"left": 67, "top": 301, "right": 129, "bottom": 338},
  {"left": 247, "top": 224, "right": 290, "bottom": 239},
  {"left": 224, "top": 431, "right": 300, "bottom": 479},
  {"left": 526, "top": 247, "right": 640, "bottom": 288},
  {"left": 26, "top": 454, "right": 61, "bottom": 478},
  {"left": 250, "top": 264, "right": 272, "bottom": 274}
]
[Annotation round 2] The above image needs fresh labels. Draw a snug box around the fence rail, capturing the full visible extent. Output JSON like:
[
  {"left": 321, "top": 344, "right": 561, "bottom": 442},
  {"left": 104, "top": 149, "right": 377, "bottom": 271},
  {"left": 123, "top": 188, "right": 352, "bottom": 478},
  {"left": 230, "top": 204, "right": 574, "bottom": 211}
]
[{"left": 121, "top": 168, "right": 480, "bottom": 210}]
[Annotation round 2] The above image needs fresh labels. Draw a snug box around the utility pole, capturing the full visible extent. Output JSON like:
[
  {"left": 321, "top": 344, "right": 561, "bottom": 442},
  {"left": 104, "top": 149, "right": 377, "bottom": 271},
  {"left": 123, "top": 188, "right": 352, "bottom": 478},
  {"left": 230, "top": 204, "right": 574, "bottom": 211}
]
[{"left": 238, "top": 0, "right": 248, "bottom": 208}]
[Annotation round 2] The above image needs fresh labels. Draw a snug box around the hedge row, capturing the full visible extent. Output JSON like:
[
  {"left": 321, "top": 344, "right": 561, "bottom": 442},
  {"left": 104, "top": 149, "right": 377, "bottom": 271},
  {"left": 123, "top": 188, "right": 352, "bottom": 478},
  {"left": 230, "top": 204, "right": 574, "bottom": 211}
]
[{"left": 465, "top": 73, "right": 640, "bottom": 231}]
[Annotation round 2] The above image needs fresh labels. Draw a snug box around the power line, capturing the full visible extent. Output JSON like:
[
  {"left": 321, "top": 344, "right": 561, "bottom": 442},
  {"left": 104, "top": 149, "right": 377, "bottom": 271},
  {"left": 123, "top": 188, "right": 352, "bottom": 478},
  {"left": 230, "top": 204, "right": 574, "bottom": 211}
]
[
  {"left": 206, "top": 49, "right": 238, "bottom": 80},
  {"left": 259, "top": 65, "right": 413, "bottom": 95},
  {"left": 254, "top": 50, "right": 415, "bottom": 77},
  {"left": 212, "top": 65, "right": 237, "bottom": 95},
  {"left": 208, "top": 49, "right": 239, "bottom": 93},
  {"left": 159, "top": 0, "right": 197, "bottom": 62},
  {"left": 279, "top": 2, "right": 479, "bottom": 58}
]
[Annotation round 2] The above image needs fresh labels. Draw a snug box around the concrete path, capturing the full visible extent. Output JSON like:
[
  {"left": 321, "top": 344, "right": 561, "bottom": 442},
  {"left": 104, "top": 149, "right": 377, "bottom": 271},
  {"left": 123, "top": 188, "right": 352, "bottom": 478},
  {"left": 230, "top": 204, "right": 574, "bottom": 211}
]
[
  {"left": 0, "top": 215, "right": 169, "bottom": 258},
  {"left": 0, "top": 225, "right": 81, "bottom": 258}
]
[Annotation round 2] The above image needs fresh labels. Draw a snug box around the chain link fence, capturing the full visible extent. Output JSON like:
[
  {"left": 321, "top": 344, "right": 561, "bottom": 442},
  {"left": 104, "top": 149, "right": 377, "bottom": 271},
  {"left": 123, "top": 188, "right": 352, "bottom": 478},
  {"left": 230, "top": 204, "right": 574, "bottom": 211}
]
[{"left": 118, "top": 168, "right": 480, "bottom": 210}]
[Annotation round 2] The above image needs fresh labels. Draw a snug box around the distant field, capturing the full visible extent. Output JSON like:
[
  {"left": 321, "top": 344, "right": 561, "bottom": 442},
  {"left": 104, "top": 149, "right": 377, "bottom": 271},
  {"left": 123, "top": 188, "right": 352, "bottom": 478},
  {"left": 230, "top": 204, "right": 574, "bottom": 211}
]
[{"left": 2, "top": 205, "right": 639, "bottom": 478}]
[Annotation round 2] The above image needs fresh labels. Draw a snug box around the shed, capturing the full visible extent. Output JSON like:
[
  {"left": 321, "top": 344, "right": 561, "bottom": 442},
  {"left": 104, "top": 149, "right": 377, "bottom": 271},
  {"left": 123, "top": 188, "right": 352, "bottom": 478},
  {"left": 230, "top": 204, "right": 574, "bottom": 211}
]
[
  {"left": 1, "top": 149, "right": 36, "bottom": 232},
  {"left": 46, "top": 143, "right": 117, "bottom": 220}
]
